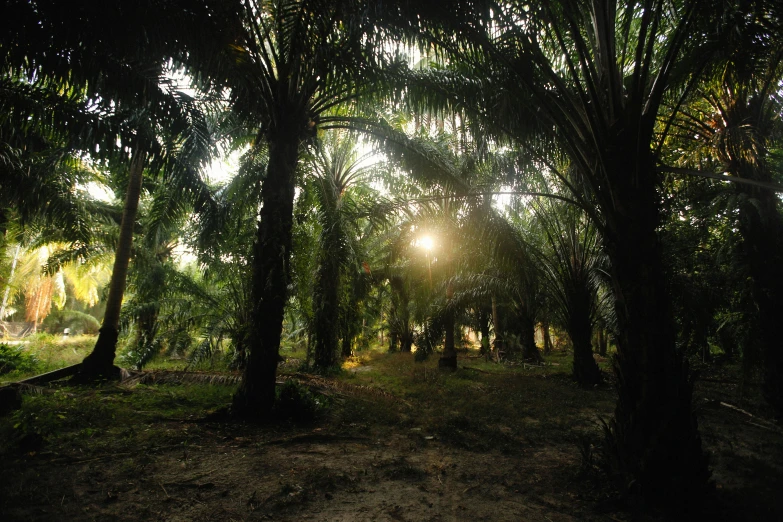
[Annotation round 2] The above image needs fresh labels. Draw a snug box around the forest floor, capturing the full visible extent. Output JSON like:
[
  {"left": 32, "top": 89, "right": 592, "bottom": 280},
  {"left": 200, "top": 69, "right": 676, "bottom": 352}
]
[{"left": 1, "top": 346, "right": 782, "bottom": 521}]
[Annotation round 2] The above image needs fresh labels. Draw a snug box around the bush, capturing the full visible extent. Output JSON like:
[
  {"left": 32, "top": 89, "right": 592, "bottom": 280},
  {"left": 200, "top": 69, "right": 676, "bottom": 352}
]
[
  {"left": 42, "top": 309, "right": 101, "bottom": 335},
  {"left": 0, "top": 343, "right": 40, "bottom": 376},
  {"left": 274, "top": 379, "right": 328, "bottom": 421}
]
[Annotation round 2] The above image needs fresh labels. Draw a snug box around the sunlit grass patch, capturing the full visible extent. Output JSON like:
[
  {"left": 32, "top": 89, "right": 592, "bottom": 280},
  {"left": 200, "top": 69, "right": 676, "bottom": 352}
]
[
  {"left": 328, "top": 349, "right": 615, "bottom": 451},
  {"left": 341, "top": 351, "right": 372, "bottom": 370},
  {"left": 0, "top": 334, "right": 95, "bottom": 382}
]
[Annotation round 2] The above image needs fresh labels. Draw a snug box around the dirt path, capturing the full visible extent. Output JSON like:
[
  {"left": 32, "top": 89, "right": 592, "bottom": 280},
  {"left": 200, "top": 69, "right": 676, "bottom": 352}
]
[{"left": 2, "top": 422, "right": 606, "bottom": 522}]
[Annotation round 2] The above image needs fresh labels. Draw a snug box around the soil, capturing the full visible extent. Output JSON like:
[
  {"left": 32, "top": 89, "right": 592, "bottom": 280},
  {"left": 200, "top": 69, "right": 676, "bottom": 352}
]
[{"left": 1, "top": 355, "right": 781, "bottom": 521}]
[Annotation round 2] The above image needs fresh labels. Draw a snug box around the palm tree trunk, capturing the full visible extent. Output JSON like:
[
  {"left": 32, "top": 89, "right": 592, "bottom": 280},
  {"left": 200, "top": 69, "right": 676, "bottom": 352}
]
[
  {"left": 736, "top": 186, "right": 783, "bottom": 416},
  {"left": 518, "top": 302, "right": 541, "bottom": 363},
  {"left": 313, "top": 252, "right": 340, "bottom": 370},
  {"left": 439, "top": 311, "right": 457, "bottom": 369},
  {"left": 400, "top": 325, "right": 413, "bottom": 352},
  {"left": 596, "top": 327, "right": 607, "bottom": 357},
  {"left": 233, "top": 133, "right": 299, "bottom": 417},
  {"left": 541, "top": 318, "right": 553, "bottom": 355},
  {"left": 0, "top": 244, "right": 21, "bottom": 320},
  {"left": 78, "top": 151, "right": 145, "bottom": 380},
  {"left": 390, "top": 276, "right": 411, "bottom": 352},
  {"left": 568, "top": 293, "right": 600, "bottom": 388},
  {"left": 491, "top": 296, "right": 502, "bottom": 362},
  {"left": 439, "top": 282, "right": 457, "bottom": 369},
  {"left": 341, "top": 335, "right": 352, "bottom": 359},
  {"left": 602, "top": 157, "right": 709, "bottom": 508},
  {"left": 479, "top": 307, "right": 491, "bottom": 357}
]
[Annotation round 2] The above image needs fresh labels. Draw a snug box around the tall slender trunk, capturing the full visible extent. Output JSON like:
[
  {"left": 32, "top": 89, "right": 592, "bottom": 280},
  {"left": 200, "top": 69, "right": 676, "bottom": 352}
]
[
  {"left": 78, "top": 151, "right": 146, "bottom": 380},
  {"left": 602, "top": 153, "right": 709, "bottom": 508},
  {"left": 597, "top": 326, "right": 607, "bottom": 357},
  {"left": 233, "top": 131, "right": 300, "bottom": 417},
  {"left": 341, "top": 335, "right": 352, "bottom": 359},
  {"left": 491, "top": 296, "right": 502, "bottom": 362},
  {"left": 541, "top": 318, "right": 553, "bottom": 355},
  {"left": 0, "top": 244, "right": 21, "bottom": 320},
  {"left": 479, "top": 307, "right": 491, "bottom": 357},
  {"left": 439, "top": 282, "right": 457, "bottom": 369}
]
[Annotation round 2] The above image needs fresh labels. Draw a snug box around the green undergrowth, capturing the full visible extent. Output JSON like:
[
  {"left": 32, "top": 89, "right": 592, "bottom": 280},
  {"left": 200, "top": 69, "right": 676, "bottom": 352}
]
[
  {"left": 334, "top": 348, "right": 616, "bottom": 452},
  {"left": 0, "top": 343, "right": 40, "bottom": 376},
  {"left": 0, "top": 383, "right": 234, "bottom": 458},
  {"left": 0, "top": 346, "right": 615, "bottom": 463},
  {"left": 275, "top": 379, "right": 330, "bottom": 421},
  {"left": 0, "top": 335, "right": 96, "bottom": 382},
  {"left": 123, "top": 340, "right": 310, "bottom": 373}
]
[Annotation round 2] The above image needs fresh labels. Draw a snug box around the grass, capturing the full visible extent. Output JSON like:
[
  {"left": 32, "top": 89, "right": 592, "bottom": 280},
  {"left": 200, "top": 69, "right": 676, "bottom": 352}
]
[
  {"left": 0, "top": 382, "right": 235, "bottom": 458},
  {"left": 1, "top": 338, "right": 614, "bottom": 458},
  {"left": 0, "top": 334, "right": 95, "bottom": 382},
  {"left": 0, "top": 341, "right": 779, "bottom": 521},
  {"left": 334, "top": 347, "right": 616, "bottom": 452}
]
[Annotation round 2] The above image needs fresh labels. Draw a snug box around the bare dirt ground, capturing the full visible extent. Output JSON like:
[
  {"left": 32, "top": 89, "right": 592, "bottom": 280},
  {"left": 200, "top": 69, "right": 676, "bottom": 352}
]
[{"left": 1, "top": 353, "right": 781, "bottom": 521}]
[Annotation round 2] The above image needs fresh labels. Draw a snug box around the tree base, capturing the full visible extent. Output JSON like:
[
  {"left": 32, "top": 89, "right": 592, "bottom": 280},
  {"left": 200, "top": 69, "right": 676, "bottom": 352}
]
[
  {"left": 0, "top": 386, "right": 22, "bottom": 417},
  {"left": 72, "top": 326, "right": 122, "bottom": 384},
  {"left": 763, "top": 359, "right": 783, "bottom": 419},
  {"left": 438, "top": 355, "right": 457, "bottom": 370},
  {"left": 231, "top": 381, "right": 275, "bottom": 420},
  {"left": 605, "top": 355, "right": 711, "bottom": 512},
  {"left": 573, "top": 355, "right": 602, "bottom": 388},
  {"left": 70, "top": 363, "right": 122, "bottom": 384}
]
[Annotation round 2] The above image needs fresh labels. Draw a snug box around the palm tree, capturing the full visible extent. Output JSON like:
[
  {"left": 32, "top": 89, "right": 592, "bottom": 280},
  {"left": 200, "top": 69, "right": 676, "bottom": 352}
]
[
  {"left": 224, "top": 0, "right": 399, "bottom": 415},
  {"left": 469, "top": 206, "right": 545, "bottom": 363},
  {"left": 309, "top": 133, "right": 376, "bottom": 370},
  {"left": 2, "top": 1, "right": 240, "bottom": 379},
  {"left": 373, "top": 124, "right": 554, "bottom": 365},
  {"left": 382, "top": 0, "right": 722, "bottom": 506},
  {"left": 672, "top": 9, "right": 783, "bottom": 413},
  {"left": 186, "top": 170, "right": 259, "bottom": 370},
  {"left": 530, "top": 199, "right": 605, "bottom": 387}
]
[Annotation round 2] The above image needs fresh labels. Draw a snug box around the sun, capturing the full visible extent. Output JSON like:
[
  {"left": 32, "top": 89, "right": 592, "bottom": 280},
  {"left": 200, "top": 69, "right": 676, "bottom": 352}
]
[{"left": 419, "top": 235, "right": 434, "bottom": 251}]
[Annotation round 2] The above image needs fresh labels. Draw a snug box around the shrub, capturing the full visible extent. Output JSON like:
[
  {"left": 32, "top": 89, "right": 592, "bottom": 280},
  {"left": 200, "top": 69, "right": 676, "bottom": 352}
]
[
  {"left": 42, "top": 309, "right": 101, "bottom": 335},
  {"left": 0, "top": 343, "right": 40, "bottom": 376},
  {"left": 274, "top": 379, "right": 328, "bottom": 421}
]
